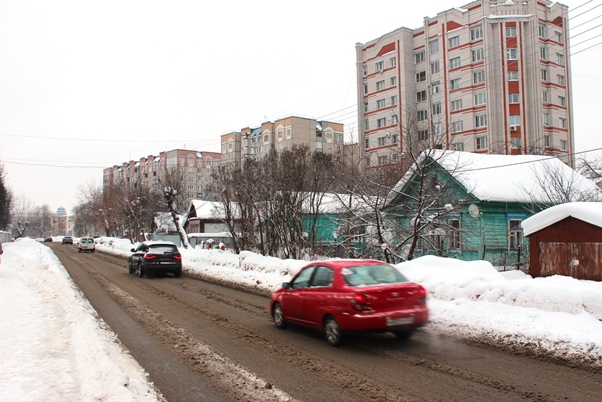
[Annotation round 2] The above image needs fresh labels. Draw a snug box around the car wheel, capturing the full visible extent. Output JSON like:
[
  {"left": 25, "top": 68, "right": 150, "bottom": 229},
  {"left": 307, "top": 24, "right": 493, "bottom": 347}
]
[
  {"left": 128, "top": 260, "right": 134, "bottom": 274},
  {"left": 78, "top": 249, "right": 81, "bottom": 253},
  {"left": 137, "top": 263, "right": 144, "bottom": 278},
  {"left": 174, "top": 269, "right": 182, "bottom": 278},
  {"left": 392, "top": 329, "right": 414, "bottom": 340},
  {"left": 324, "top": 316, "right": 342, "bottom": 347},
  {"left": 272, "top": 303, "right": 287, "bottom": 329},
  {"left": 91, "top": 249, "right": 95, "bottom": 253}
]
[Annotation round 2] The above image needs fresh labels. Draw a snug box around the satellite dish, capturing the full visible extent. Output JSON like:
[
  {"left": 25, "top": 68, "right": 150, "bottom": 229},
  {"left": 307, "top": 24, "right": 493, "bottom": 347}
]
[{"left": 469, "top": 204, "right": 480, "bottom": 218}]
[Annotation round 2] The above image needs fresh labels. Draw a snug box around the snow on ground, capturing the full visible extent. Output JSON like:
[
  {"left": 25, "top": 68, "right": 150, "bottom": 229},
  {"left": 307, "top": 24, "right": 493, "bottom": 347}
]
[{"left": 2, "top": 237, "right": 602, "bottom": 400}]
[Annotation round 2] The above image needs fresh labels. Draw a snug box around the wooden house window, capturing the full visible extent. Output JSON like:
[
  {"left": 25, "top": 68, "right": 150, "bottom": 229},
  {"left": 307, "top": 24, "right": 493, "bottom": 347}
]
[
  {"left": 508, "top": 219, "right": 523, "bottom": 250},
  {"left": 448, "top": 219, "right": 461, "bottom": 250}
]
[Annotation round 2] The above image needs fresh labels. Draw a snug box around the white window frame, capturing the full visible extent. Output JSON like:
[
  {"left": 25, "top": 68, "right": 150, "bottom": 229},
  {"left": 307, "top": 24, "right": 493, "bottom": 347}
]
[
  {"left": 507, "top": 48, "right": 518, "bottom": 60},
  {"left": 506, "top": 26, "right": 517, "bottom": 37},
  {"left": 452, "top": 121, "right": 464, "bottom": 133},
  {"left": 451, "top": 99, "right": 463, "bottom": 111},
  {"left": 429, "top": 40, "right": 439, "bottom": 54},
  {"left": 377, "top": 117, "right": 387, "bottom": 128},
  {"left": 509, "top": 93, "right": 520, "bottom": 104},
  {"left": 415, "top": 51, "right": 425, "bottom": 64},
  {"left": 471, "top": 26, "right": 483, "bottom": 41},
  {"left": 449, "top": 36, "right": 460, "bottom": 48},
  {"left": 476, "top": 136, "right": 488, "bottom": 150},
  {"left": 508, "top": 71, "right": 519, "bottom": 81},
  {"left": 450, "top": 56, "right": 461, "bottom": 69},
  {"left": 472, "top": 48, "right": 484, "bottom": 63},
  {"left": 473, "top": 70, "right": 485, "bottom": 84},
  {"left": 474, "top": 92, "right": 486, "bottom": 106},
  {"left": 451, "top": 78, "right": 462, "bottom": 90},
  {"left": 475, "top": 114, "right": 487, "bottom": 128},
  {"left": 430, "top": 60, "right": 440, "bottom": 74},
  {"left": 376, "top": 80, "right": 385, "bottom": 90}
]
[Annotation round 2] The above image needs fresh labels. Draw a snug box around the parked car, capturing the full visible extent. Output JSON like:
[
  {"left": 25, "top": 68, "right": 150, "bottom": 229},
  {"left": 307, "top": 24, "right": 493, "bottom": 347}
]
[
  {"left": 128, "top": 241, "right": 182, "bottom": 278},
  {"left": 44, "top": 237, "right": 53, "bottom": 242},
  {"left": 61, "top": 236, "right": 73, "bottom": 245},
  {"left": 270, "top": 259, "right": 429, "bottom": 346},
  {"left": 78, "top": 237, "right": 96, "bottom": 253}
]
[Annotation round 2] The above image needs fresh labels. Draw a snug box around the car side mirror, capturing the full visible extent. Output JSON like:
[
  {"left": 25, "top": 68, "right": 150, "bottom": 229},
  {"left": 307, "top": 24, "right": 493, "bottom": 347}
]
[{"left": 281, "top": 282, "right": 291, "bottom": 289}]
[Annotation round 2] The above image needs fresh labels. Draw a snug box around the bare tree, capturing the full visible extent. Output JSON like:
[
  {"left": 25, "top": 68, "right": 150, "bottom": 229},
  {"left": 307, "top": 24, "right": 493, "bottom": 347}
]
[{"left": 159, "top": 166, "right": 190, "bottom": 248}]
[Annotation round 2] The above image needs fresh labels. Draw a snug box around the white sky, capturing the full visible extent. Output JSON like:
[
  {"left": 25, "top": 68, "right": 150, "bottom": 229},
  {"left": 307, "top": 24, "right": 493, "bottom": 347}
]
[
  {"left": 1, "top": 0, "right": 601, "bottom": 213},
  {"left": 1, "top": 237, "right": 601, "bottom": 400}
]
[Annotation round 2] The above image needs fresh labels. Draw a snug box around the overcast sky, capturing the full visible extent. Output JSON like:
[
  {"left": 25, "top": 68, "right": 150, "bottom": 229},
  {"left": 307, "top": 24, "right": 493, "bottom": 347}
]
[{"left": 1, "top": 0, "right": 601, "bottom": 214}]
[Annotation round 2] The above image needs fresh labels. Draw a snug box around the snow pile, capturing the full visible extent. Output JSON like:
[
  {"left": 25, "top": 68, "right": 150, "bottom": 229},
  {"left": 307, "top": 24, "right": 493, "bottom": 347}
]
[{"left": 0, "top": 238, "right": 161, "bottom": 401}]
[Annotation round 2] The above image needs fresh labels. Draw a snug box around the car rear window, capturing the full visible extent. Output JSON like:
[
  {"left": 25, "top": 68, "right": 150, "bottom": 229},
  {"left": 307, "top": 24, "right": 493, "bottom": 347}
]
[
  {"left": 341, "top": 264, "right": 408, "bottom": 286},
  {"left": 148, "top": 245, "right": 178, "bottom": 254}
]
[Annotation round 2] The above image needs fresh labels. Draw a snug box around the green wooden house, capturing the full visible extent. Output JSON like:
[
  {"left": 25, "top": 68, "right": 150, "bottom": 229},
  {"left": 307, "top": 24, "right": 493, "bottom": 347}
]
[{"left": 383, "top": 150, "right": 600, "bottom": 267}]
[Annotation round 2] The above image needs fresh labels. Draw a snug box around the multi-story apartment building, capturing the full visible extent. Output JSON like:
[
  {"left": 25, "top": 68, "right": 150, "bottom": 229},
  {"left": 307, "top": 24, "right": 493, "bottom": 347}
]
[
  {"left": 220, "top": 116, "right": 345, "bottom": 165},
  {"left": 356, "top": 0, "right": 574, "bottom": 169},
  {"left": 103, "top": 149, "right": 221, "bottom": 200}
]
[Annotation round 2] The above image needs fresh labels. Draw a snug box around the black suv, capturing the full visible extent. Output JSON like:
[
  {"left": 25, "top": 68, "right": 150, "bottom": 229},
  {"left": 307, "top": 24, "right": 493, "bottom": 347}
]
[
  {"left": 62, "top": 236, "right": 73, "bottom": 245},
  {"left": 129, "top": 241, "right": 182, "bottom": 278}
]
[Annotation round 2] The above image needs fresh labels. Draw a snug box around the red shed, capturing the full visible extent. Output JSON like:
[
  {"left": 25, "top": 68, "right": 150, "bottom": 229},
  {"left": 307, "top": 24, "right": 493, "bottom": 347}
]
[{"left": 522, "top": 202, "right": 602, "bottom": 281}]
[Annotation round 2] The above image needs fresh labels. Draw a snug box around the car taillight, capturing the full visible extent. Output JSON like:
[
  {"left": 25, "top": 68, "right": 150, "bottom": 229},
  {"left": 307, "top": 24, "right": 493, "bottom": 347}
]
[
  {"left": 144, "top": 254, "right": 156, "bottom": 260},
  {"left": 417, "top": 286, "right": 427, "bottom": 305},
  {"left": 173, "top": 254, "right": 182, "bottom": 260},
  {"left": 351, "top": 294, "right": 372, "bottom": 311}
]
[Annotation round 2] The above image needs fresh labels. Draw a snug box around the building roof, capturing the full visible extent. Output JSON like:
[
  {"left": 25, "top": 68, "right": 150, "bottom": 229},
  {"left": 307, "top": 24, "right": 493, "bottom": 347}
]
[
  {"left": 387, "top": 150, "right": 600, "bottom": 205},
  {"left": 522, "top": 202, "right": 602, "bottom": 236}
]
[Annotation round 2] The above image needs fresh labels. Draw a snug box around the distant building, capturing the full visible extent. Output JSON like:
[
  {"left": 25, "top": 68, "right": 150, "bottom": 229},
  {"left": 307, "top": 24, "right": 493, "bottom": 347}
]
[
  {"left": 356, "top": 0, "right": 574, "bottom": 170},
  {"left": 103, "top": 149, "right": 221, "bottom": 200},
  {"left": 220, "top": 116, "right": 346, "bottom": 166}
]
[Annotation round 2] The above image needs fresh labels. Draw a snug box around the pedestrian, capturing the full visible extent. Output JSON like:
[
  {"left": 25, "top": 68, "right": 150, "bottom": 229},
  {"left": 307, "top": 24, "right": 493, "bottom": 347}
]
[{"left": 219, "top": 242, "right": 225, "bottom": 251}]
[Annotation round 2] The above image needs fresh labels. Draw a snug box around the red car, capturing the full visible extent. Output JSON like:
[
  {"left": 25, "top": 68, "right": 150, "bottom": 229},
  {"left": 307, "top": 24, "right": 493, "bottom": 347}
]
[{"left": 270, "top": 259, "right": 428, "bottom": 346}]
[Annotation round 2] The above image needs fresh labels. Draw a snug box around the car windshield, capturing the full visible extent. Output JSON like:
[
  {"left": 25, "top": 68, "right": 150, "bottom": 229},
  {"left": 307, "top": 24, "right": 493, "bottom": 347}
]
[
  {"left": 341, "top": 264, "right": 408, "bottom": 286},
  {"left": 148, "top": 245, "right": 178, "bottom": 254}
]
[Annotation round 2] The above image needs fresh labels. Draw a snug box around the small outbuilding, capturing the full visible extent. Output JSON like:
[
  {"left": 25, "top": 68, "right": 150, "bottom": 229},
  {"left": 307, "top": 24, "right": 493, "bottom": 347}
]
[{"left": 522, "top": 202, "right": 602, "bottom": 281}]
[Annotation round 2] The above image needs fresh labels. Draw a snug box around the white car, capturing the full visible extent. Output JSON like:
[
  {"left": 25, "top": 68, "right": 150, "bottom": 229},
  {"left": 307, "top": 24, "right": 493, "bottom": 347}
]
[{"left": 78, "top": 237, "right": 96, "bottom": 253}]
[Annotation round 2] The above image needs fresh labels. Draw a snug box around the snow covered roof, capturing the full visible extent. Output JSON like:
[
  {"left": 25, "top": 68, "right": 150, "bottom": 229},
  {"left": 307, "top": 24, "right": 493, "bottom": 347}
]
[
  {"left": 387, "top": 150, "right": 600, "bottom": 205},
  {"left": 189, "top": 200, "right": 239, "bottom": 220},
  {"left": 522, "top": 202, "right": 602, "bottom": 236}
]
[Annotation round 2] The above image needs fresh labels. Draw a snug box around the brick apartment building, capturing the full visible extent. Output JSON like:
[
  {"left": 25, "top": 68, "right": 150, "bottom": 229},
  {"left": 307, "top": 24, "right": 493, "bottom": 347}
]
[
  {"left": 220, "top": 116, "right": 349, "bottom": 166},
  {"left": 103, "top": 149, "right": 221, "bottom": 200},
  {"left": 356, "top": 0, "right": 574, "bottom": 169}
]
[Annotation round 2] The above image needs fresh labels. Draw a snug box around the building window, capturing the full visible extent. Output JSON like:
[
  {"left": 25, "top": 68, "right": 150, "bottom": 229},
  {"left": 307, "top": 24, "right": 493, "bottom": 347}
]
[
  {"left": 451, "top": 78, "right": 462, "bottom": 90},
  {"left": 540, "top": 46, "right": 547, "bottom": 60},
  {"left": 418, "top": 129, "right": 429, "bottom": 141},
  {"left": 376, "top": 80, "right": 385, "bottom": 90},
  {"left": 450, "top": 56, "right": 461, "bottom": 69},
  {"left": 539, "top": 23, "right": 546, "bottom": 37},
  {"left": 392, "top": 115, "right": 398, "bottom": 124},
  {"left": 377, "top": 99, "right": 386, "bottom": 109},
  {"left": 451, "top": 99, "right": 463, "bottom": 111},
  {"left": 376, "top": 61, "right": 384, "bottom": 72},
  {"left": 377, "top": 117, "right": 387, "bottom": 127},
  {"left": 429, "top": 40, "right": 439, "bottom": 54},
  {"left": 392, "top": 133, "right": 399, "bottom": 143},
  {"left": 417, "top": 110, "right": 428, "bottom": 121},
  {"left": 364, "top": 137, "right": 370, "bottom": 149},
  {"left": 506, "top": 26, "right": 517, "bottom": 37},
  {"left": 556, "top": 53, "right": 564, "bottom": 66},
  {"left": 507, "top": 48, "right": 518, "bottom": 60},
  {"left": 391, "top": 95, "right": 398, "bottom": 105},
  {"left": 433, "top": 122, "right": 442, "bottom": 135},
  {"left": 430, "top": 60, "right": 440, "bottom": 74},
  {"left": 510, "top": 115, "right": 520, "bottom": 126},
  {"left": 560, "top": 139, "right": 567, "bottom": 150},
  {"left": 560, "top": 118, "right": 567, "bottom": 128},
  {"left": 544, "top": 135, "right": 552, "bottom": 147},
  {"left": 390, "top": 56, "right": 397, "bottom": 67},
  {"left": 431, "top": 81, "right": 441, "bottom": 94},
  {"left": 541, "top": 69, "right": 548, "bottom": 81},
  {"left": 471, "top": 26, "right": 483, "bottom": 41},
  {"left": 542, "top": 90, "right": 549, "bottom": 103},
  {"left": 509, "top": 219, "right": 524, "bottom": 250},
  {"left": 364, "top": 119, "right": 369, "bottom": 130},
  {"left": 476, "top": 136, "right": 488, "bottom": 150},
  {"left": 473, "top": 70, "right": 485, "bottom": 84},
  {"left": 364, "top": 101, "right": 368, "bottom": 112},
  {"left": 452, "top": 121, "right": 464, "bottom": 133},
  {"left": 365, "top": 155, "right": 371, "bottom": 166},
  {"left": 472, "top": 48, "right": 484, "bottom": 63},
  {"left": 432, "top": 102, "right": 442, "bottom": 115},
  {"left": 448, "top": 219, "right": 461, "bottom": 250},
  {"left": 390, "top": 76, "right": 397, "bottom": 86},
  {"left": 416, "top": 71, "right": 426, "bottom": 82},
  {"left": 543, "top": 113, "right": 549, "bottom": 125},
  {"left": 363, "top": 65, "right": 367, "bottom": 76},
  {"left": 364, "top": 84, "right": 368, "bottom": 94},
  {"left": 511, "top": 138, "right": 522, "bottom": 148},
  {"left": 417, "top": 90, "right": 427, "bottom": 102},
  {"left": 449, "top": 36, "right": 460, "bottom": 48},
  {"left": 474, "top": 92, "right": 486, "bottom": 106},
  {"left": 475, "top": 114, "right": 487, "bottom": 128},
  {"left": 378, "top": 137, "right": 386, "bottom": 146},
  {"left": 509, "top": 93, "right": 520, "bottom": 103},
  {"left": 508, "top": 70, "right": 519, "bottom": 81},
  {"left": 378, "top": 155, "right": 388, "bottom": 165},
  {"left": 558, "top": 96, "right": 566, "bottom": 107},
  {"left": 555, "top": 31, "right": 563, "bottom": 43},
  {"left": 453, "top": 142, "right": 464, "bottom": 151},
  {"left": 557, "top": 75, "right": 565, "bottom": 85},
  {"left": 286, "top": 128, "right": 291, "bottom": 138},
  {"left": 415, "top": 51, "right": 425, "bottom": 64}
]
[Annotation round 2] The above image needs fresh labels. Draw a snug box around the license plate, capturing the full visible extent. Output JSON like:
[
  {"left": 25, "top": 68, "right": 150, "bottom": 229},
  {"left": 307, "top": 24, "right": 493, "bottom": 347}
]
[
  {"left": 160, "top": 262, "right": 175, "bottom": 264},
  {"left": 387, "top": 316, "right": 414, "bottom": 326}
]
